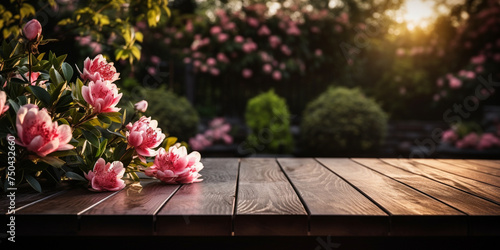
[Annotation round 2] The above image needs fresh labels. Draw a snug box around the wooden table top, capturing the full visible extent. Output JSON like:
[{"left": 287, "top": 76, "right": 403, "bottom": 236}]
[{"left": 2, "top": 158, "right": 500, "bottom": 237}]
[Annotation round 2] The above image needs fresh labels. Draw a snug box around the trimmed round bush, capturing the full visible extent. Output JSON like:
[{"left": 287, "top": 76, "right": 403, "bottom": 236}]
[
  {"left": 245, "top": 89, "right": 293, "bottom": 154},
  {"left": 300, "top": 87, "right": 388, "bottom": 156},
  {"left": 141, "top": 87, "right": 199, "bottom": 142}
]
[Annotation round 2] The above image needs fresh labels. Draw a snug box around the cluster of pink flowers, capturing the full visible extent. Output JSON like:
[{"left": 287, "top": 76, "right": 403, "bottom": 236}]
[
  {"left": 442, "top": 129, "right": 500, "bottom": 150},
  {"left": 162, "top": 3, "right": 335, "bottom": 82},
  {"left": 189, "top": 117, "right": 233, "bottom": 151}
]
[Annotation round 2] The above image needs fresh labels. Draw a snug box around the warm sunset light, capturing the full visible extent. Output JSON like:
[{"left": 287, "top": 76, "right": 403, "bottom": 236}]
[{"left": 401, "top": 0, "right": 435, "bottom": 30}]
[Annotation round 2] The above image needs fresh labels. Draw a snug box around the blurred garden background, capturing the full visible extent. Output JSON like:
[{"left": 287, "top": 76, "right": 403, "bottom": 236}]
[{"left": 2, "top": 0, "right": 500, "bottom": 158}]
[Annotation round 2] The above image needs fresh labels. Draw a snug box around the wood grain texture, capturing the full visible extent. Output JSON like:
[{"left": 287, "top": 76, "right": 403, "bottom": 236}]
[
  {"left": 79, "top": 179, "right": 179, "bottom": 236},
  {"left": 466, "top": 159, "right": 500, "bottom": 170},
  {"left": 413, "top": 159, "right": 500, "bottom": 187},
  {"left": 14, "top": 187, "right": 118, "bottom": 236},
  {"left": 317, "top": 158, "right": 466, "bottom": 236},
  {"left": 382, "top": 158, "right": 500, "bottom": 205},
  {"left": 353, "top": 158, "right": 500, "bottom": 236},
  {"left": 438, "top": 159, "right": 500, "bottom": 177},
  {"left": 156, "top": 158, "right": 239, "bottom": 236},
  {"left": 277, "top": 158, "right": 388, "bottom": 236},
  {"left": 234, "top": 158, "right": 307, "bottom": 236}
]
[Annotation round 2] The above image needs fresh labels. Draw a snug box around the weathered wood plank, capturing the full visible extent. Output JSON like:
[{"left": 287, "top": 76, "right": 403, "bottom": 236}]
[
  {"left": 353, "top": 158, "right": 500, "bottom": 236},
  {"left": 413, "top": 159, "right": 500, "bottom": 187},
  {"left": 156, "top": 158, "right": 239, "bottom": 236},
  {"left": 317, "top": 158, "right": 466, "bottom": 236},
  {"left": 79, "top": 179, "right": 179, "bottom": 236},
  {"left": 234, "top": 158, "right": 308, "bottom": 236},
  {"left": 381, "top": 158, "right": 500, "bottom": 205},
  {"left": 466, "top": 159, "right": 500, "bottom": 170},
  {"left": 277, "top": 158, "right": 388, "bottom": 236},
  {"left": 438, "top": 159, "right": 500, "bottom": 177},
  {"left": 14, "top": 187, "right": 118, "bottom": 236}
]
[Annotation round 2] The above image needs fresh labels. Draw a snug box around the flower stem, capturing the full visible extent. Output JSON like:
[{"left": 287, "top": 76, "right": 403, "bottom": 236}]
[{"left": 28, "top": 52, "right": 32, "bottom": 84}]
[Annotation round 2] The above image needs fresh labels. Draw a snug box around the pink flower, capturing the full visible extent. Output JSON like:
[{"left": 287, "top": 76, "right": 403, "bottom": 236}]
[
  {"left": 210, "top": 26, "right": 222, "bottom": 35},
  {"left": 247, "top": 17, "right": 259, "bottom": 27},
  {"left": 242, "top": 41, "right": 257, "bottom": 53},
  {"left": 183, "top": 57, "right": 192, "bottom": 64},
  {"left": 442, "top": 129, "right": 458, "bottom": 143},
  {"left": 315, "top": 49, "right": 323, "bottom": 56},
  {"left": 471, "top": 54, "right": 486, "bottom": 64},
  {"left": 281, "top": 45, "right": 292, "bottom": 56},
  {"left": 475, "top": 65, "right": 484, "bottom": 73},
  {"left": 207, "top": 57, "right": 217, "bottom": 66},
  {"left": 150, "top": 56, "right": 161, "bottom": 64},
  {"left": 82, "top": 79, "right": 122, "bottom": 113},
  {"left": 449, "top": 77, "right": 462, "bottom": 89},
  {"left": 272, "top": 70, "right": 282, "bottom": 81},
  {"left": 286, "top": 24, "right": 301, "bottom": 36},
  {"left": 223, "top": 22, "right": 236, "bottom": 30},
  {"left": 455, "top": 132, "right": 479, "bottom": 149},
  {"left": 23, "top": 19, "right": 42, "bottom": 41},
  {"left": 218, "top": 33, "right": 229, "bottom": 43},
  {"left": 134, "top": 100, "right": 148, "bottom": 112},
  {"left": 258, "top": 25, "right": 271, "bottom": 36},
  {"left": 477, "top": 133, "right": 500, "bottom": 150},
  {"left": 185, "top": 20, "right": 193, "bottom": 32},
  {"left": 81, "top": 54, "right": 120, "bottom": 82},
  {"left": 436, "top": 78, "right": 444, "bottom": 87},
  {"left": 310, "top": 26, "right": 320, "bottom": 33},
  {"left": 84, "top": 158, "right": 126, "bottom": 192},
  {"left": 242, "top": 69, "right": 253, "bottom": 78},
  {"left": 260, "top": 51, "right": 271, "bottom": 62},
  {"left": 210, "top": 67, "right": 220, "bottom": 76},
  {"left": 234, "top": 35, "right": 244, "bottom": 43},
  {"left": 15, "top": 72, "right": 45, "bottom": 86},
  {"left": 0, "top": 91, "right": 9, "bottom": 116},
  {"left": 126, "top": 116, "right": 165, "bottom": 157},
  {"left": 263, "top": 64, "right": 272, "bottom": 74},
  {"left": 217, "top": 53, "right": 229, "bottom": 63},
  {"left": 269, "top": 36, "right": 281, "bottom": 48},
  {"left": 189, "top": 134, "right": 212, "bottom": 151},
  {"left": 14, "top": 104, "right": 73, "bottom": 157},
  {"left": 145, "top": 146, "right": 204, "bottom": 184}
]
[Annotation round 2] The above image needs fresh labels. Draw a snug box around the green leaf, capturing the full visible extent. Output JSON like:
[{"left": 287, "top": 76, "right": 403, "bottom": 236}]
[
  {"left": 96, "top": 139, "right": 108, "bottom": 158},
  {"left": 129, "top": 171, "right": 140, "bottom": 182},
  {"left": 65, "top": 171, "right": 87, "bottom": 181},
  {"left": 61, "top": 62, "right": 73, "bottom": 81},
  {"left": 49, "top": 67, "right": 65, "bottom": 85},
  {"left": 164, "top": 137, "right": 178, "bottom": 150},
  {"left": 8, "top": 99, "right": 20, "bottom": 112},
  {"left": 82, "top": 130, "right": 100, "bottom": 148},
  {"left": 28, "top": 85, "right": 51, "bottom": 106},
  {"left": 25, "top": 175, "right": 42, "bottom": 192},
  {"left": 40, "top": 156, "right": 66, "bottom": 168}
]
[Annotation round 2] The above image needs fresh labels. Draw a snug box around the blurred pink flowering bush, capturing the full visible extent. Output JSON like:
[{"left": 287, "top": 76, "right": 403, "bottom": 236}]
[
  {"left": 0, "top": 19, "right": 202, "bottom": 192},
  {"left": 189, "top": 117, "right": 233, "bottom": 151},
  {"left": 441, "top": 122, "right": 500, "bottom": 150}
]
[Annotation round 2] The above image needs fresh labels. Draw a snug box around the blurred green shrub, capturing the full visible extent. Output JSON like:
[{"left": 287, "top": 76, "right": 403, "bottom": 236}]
[
  {"left": 300, "top": 87, "right": 388, "bottom": 156},
  {"left": 141, "top": 87, "right": 199, "bottom": 142},
  {"left": 245, "top": 89, "right": 293, "bottom": 154}
]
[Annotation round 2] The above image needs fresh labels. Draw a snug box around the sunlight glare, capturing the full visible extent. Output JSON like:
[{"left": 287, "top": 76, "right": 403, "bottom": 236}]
[{"left": 401, "top": 0, "right": 435, "bottom": 30}]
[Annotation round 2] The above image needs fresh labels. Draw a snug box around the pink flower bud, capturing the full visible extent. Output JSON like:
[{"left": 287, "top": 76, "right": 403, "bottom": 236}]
[
  {"left": 134, "top": 100, "right": 148, "bottom": 112},
  {"left": 23, "top": 19, "right": 42, "bottom": 41}
]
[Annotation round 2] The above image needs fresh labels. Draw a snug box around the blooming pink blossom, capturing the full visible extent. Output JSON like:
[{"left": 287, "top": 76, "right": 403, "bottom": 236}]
[
  {"left": 185, "top": 20, "right": 193, "bottom": 33},
  {"left": 471, "top": 54, "right": 486, "bottom": 64},
  {"left": 126, "top": 116, "right": 165, "bottom": 157},
  {"left": 210, "top": 26, "right": 222, "bottom": 35},
  {"left": 183, "top": 57, "right": 192, "bottom": 64},
  {"left": 449, "top": 77, "right": 462, "bottom": 89},
  {"left": 281, "top": 45, "right": 292, "bottom": 56},
  {"left": 85, "top": 158, "right": 126, "bottom": 191},
  {"left": 81, "top": 54, "right": 120, "bottom": 83},
  {"left": 200, "top": 65, "right": 208, "bottom": 72},
  {"left": 258, "top": 25, "right": 271, "bottom": 36},
  {"left": 14, "top": 104, "right": 73, "bottom": 157},
  {"left": 247, "top": 17, "right": 259, "bottom": 27},
  {"left": 286, "top": 24, "right": 301, "bottom": 36},
  {"left": 134, "top": 100, "right": 148, "bottom": 112},
  {"left": 82, "top": 79, "right": 122, "bottom": 113},
  {"left": 223, "top": 22, "right": 236, "bottom": 30},
  {"left": 234, "top": 35, "right": 244, "bottom": 43},
  {"left": 477, "top": 133, "right": 500, "bottom": 150},
  {"left": 145, "top": 146, "right": 204, "bottom": 184},
  {"left": 269, "top": 36, "right": 281, "bottom": 48},
  {"left": 442, "top": 129, "right": 458, "bottom": 143},
  {"left": 0, "top": 91, "right": 9, "bottom": 116},
  {"left": 272, "top": 70, "right": 282, "bottom": 81},
  {"left": 315, "top": 49, "right": 323, "bottom": 56},
  {"left": 242, "top": 41, "right": 257, "bottom": 53},
  {"left": 207, "top": 57, "right": 217, "bottom": 66},
  {"left": 216, "top": 53, "right": 229, "bottom": 63},
  {"left": 150, "top": 56, "right": 161, "bottom": 64},
  {"left": 242, "top": 69, "right": 253, "bottom": 78},
  {"left": 455, "top": 132, "right": 479, "bottom": 149},
  {"left": 23, "top": 19, "right": 42, "bottom": 41},
  {"left": 189, "top": 134, "right": 212, "bottom": 151},
  {"left": 475, "top": 65, "right": 484, "bottom": 73},
  {"left": 263, "top": 64, "right": 272, "bottom": 74},
  {"left": 210, "top": 67, "right": 220, "bottom": 76},
  {"left": 260, "top": 51, "right": 271, "bottom": 62},
  {"left": 465, "top": 71, "right": 475, "bottom": 79},
  {"left": 218, "top": 33, "right": 229, "bottom": 43}
]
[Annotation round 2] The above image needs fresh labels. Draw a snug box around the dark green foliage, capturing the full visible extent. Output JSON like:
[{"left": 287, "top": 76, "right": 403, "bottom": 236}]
[
  {"left": 142, "top": 87, "right": 199, "bottom": 142},
  {"left": 300, "top": 87, "right": 388, "bottom": 156},
  {"left": 245, "top": 89, "right": 293, "bottom": 154}
]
